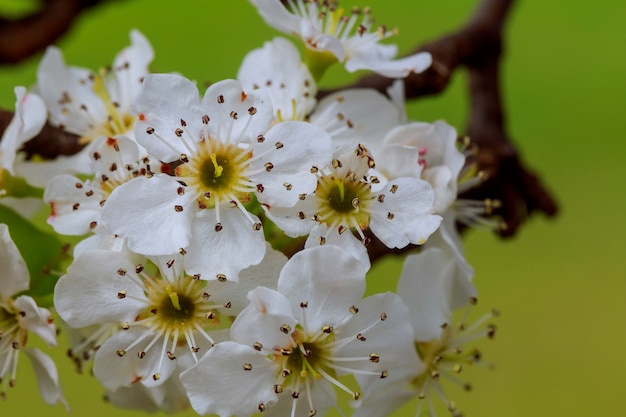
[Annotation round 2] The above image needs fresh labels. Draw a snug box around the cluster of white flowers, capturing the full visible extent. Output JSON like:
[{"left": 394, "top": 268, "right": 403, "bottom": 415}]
[{"left": 0, "top": 1, "right": 501, "bottom": 416}]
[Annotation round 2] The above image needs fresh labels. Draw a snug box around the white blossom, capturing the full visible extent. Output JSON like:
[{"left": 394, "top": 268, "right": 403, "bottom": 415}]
[
  {"left": 181, "top": 246, "right": 416, "bottom": 417},
  {"left": 250, "top": 0, "right": 432, "bottom": 78},
  {"left": 0, "top": 224, "right": 65, "bottom": 407},
  {"left": 101, "top": 75, "right": 331, "bottom": 281}
]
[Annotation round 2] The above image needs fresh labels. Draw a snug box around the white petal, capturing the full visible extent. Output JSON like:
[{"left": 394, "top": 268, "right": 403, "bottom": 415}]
[
  {"left": 22, "top": 348, "right": 68, "bottom": 409},
  {"left": 250, "top": 121, "right": 332, "bottom": 207},
  {"left": 14, "top": 149, "right": 92, "bottom": 188},
  {"left": 263, "top": 195, "right": 318, "bottom": 237},
  {"left": 370, "top": 178, "right": 442, "bottom": 248},
  {"left": 201, "top": 79, "right": 273, "bottom": 144},
  {"left": 346, "top": 51, "right": 432, "bottom": 78},
  {"left": 14, "top": 296, "right": 57, "bottom": 346},
  {"left": 0, "top": 87, "right": 46, "bottom": 174},
  {"left": 238, "top": 37, "right": 317, "bottom": 120},
  {"left": 44, "top": 174, "right": 101, "bottom": 235},
  {"left": 112, "top": 29, "right": 154, "bottom": 110},
  {"left": 231, "top": 286, "right": 297, "bottom": 349},
  {"left": 101, "top": 174, "right": 193, "bottom": 255},
  {"left": 0, "top": 224, "right": 30, "bottom": 297},
  {"left": 207, "top": 244, "right": 286, "bottom": 315},
  {"left": 184, "top": 207, "right": 266, "bottom": 282},
  {"left": 375, "top": 143, "right": 422, "bottom": 179},
  {"left": 54, "top": 250, "right": 147, "bottom": 327},
  {"left": 181, "top": 342, "right": 279, "bottom": 417},
  {"left": 250, "top": 0, "right": 303, "bottom": 35},
  {"left": 423, "top": 166, "right": 456, "bottom": 213},
  {"left": 85, "top": 135, "right": 140, "bottom": 176},
  {"left": 93, "top": 329, "right": 177, "bottom": 390},
  {"left": 277, "top": 246, "right": 366, "bottom": 331},
  {"left": 309, "top": 89, "right": 400, "bottom": 155},
  {"left": 304, "top": 224, "right": 371, "bottom": 275},
  {"left": 133, "top": 73, "right": 204, "bottom": 162}
]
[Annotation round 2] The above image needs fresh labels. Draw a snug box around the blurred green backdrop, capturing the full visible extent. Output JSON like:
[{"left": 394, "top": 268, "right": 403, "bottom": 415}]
[{"left": 1, "top": 0, "right": 624, "bottom": 416}]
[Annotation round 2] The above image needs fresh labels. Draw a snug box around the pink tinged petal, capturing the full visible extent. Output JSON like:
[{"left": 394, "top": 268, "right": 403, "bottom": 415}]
[
  {"left": 184, "top": 208, "right": 266, "bottom": 282},
  {"left": 346, "top": 51, "right": 432, "bottom": 78},
  {"left": 277, "top": 246, "right": 366, "bottom": 331},
  {"left": 201, "top": 79, "right": 273, "bottom": 143},
  {"left": 304, "top": 224, "right": 371, "bottom": 275},
  {"left": 101, "top": 174, "right": 193, "bottom": 255},
  {"left": 208, "top": 244, "right": 286, "bottom": 316},
  {"left": 44, "top": 174, "right": 101, "bottom": 235},
  {"left": 0, "top": 224, "right": 30, "bottom": 297},
  {"left": 180, "top": 342, "right": 279, "bottom": 417},
  {"left": 370, "top": 177, "right": 442, "bottom": 249},
  {"left": 237, "top": 37, "right": 317, "bottom": 120},
  {"left": 54, "top": 250, "right": 147, "bottom": 327},
  {"left": 93, "top": 329, "right": 177, "bottom": 391},
  {"left": 133, "top": 73, "right": 204, "bottom": 162},
  {"left": 231, "top": 286, "right": 297, "bottom": 349},
  {"left": 22, "top": 348, "right": 68, "bottom": 409},
  {"left": 14, "top": 296, "right": 57, "bottom": 346},
  {"left": 250, "top": 121, "right": 332, "bottom": 207},
  {"left": 309, "top": 89, "right": 400, "bottom": 155},
  {"left": 0, "top": 87, "right": 46, "bottom": 173}
]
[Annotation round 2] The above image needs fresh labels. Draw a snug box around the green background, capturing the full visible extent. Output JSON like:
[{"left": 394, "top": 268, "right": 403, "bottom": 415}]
[{"left": 1, "top": 0, "right": 624, "bottom": 416}]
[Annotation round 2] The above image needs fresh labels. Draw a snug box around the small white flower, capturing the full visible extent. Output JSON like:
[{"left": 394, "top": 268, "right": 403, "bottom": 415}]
[
  {"left": 267, "top": 145, "right": 441, "bottom": 249},
  {"left": 36, "top": 30, "right": 153, "bottom": 145},
  {"left": 181, "top": 246, "right": 416, "bottom": 417},
  {"left": 54, "top": 245, "right": 286, "bottom": 390},
  {"left": 250, "top": 0, "right": 432, "bottom": 78},
  {"left": 0, "top": 224, "right": 65, "bottom": 406},
  {"left": 101, "top": 75, "right": 331, "bottom": 281}
]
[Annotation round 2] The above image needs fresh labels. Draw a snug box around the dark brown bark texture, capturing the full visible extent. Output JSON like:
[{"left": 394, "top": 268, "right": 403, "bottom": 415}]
[{"left": 0, "top": 0, "right": 558, "bottom": 262}]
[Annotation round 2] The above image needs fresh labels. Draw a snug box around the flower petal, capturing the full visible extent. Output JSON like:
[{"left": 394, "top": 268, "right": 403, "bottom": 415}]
[{"left": 0, "top": 224, "right": 30, "bottom": 297}]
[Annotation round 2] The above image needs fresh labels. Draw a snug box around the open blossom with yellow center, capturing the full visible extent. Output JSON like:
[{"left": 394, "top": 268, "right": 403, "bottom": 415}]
[
  {"left": 0, "top": 224, "right": 65, "bottom": 406},
  {"left": 266, "top": 144, "right": 442, "bottom": 250},
  {"left": 181, "top": 246, "right": 417, "bottom": 417},
  {"left": 36, "top": 30, "right": 153, "bottom": 146},
  {"left": 101, "top": 75, "right": 332, "bottom": 282},
  {"left": 249, "top": 0, "right": 432, "bottom": 79},
  {"left": 54, "top": 246, "right": 286, "bottom": 391}
]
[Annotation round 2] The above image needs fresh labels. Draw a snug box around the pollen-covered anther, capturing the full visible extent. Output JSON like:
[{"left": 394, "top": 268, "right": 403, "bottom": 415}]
[
  {"left": 274, "top": 141, "right": 284, "bottom": 149},
  {"left": 138, "top": 350, "right": 146, "bottom": 359},
  {"left": 369, "top": 353, "right": 380, "bottom": 363},
  {"left": 89, "top": 221, "right": 98, "bottom": 230},
  {"left": 308, "top": 408, "right": 317, "bottom": 417},
  {"left": 280, "top": 324, "right": 291, "bottom": 334},
  {"left": 353, "top": 392, "right": 361, "bottom": 400},
  {"left": 356, "top": 333, "right": 366, "bottom": 341},
  {"left": 280, "top": 348, "right": 292, "bottom": 356},
  {"left": 153, "top": 373, "right": 161, "bottom": 381},
  {"left": 180, "top": 153, "right": 189, "bottom": 163},
  {"left": 253, "top": 342, "right": 263, "bottom": 351},
  {"left": 72, "top": 203, "right": 80, "bottom": 211},
  {"left": 380, "top": 370, "right": 389, "bottom": 379},
  {"left": 310, "top": 166, "right": 318, "bottom": 173},
  {"left": 332, "top": 159, "right": 342, "bottom": 169},
  {"left": 390, "top": 184, "right": 398, "bottom": 193},
  {"left": 117, "top": 268, "right": 127, "bottom": 276},
  {"left": 453, "top": 364, "right": 463, "bottom": 373},
  {"left": 167, "top": 351, "right": 176, "bottom": 360},
  {"left": 291, "top": 391, "right": 300, "bottom": 399},
  {"left": 430, "top": 370, "right": 440, "bottom": 379},
  {"left": 179, "top": 248, "right": 187, "bottom": 255},
  {"left": 283, "top": 182, "right": 292, "bottom": 190},
  {"left": 216, "top": 274, "right": 227, "bottom": 282},
  {"left": 380, "top": 312, "right": 387, "bottom": 321},
  {"left": 274, "top": 384, "right": 283, "bottom": 394},
  {"left": 299, "top": 193, "right": 307, "bottom": 200},
  {"left": 174, "top": 205, "right": 184, "bottom": 212},
  {"left": 256, "top": 184, "right": 264, "bottom": 193},
  {"left": 248, "top": 106, "right": 257, "bottom": 115},
  {"left": 387, "top": 212, "right": 395, "bottom": 219},
  {"left": 317, "top": 236, "right": 326, "bottom": 245},
  {"left": 297, "top": 211, "right": 306, "bottom": 220},
  {"left": 223, "top": 301, "right": 232, "bottom": 309},
  {"left": 135, "top": 264, "right": 144, "bottom": 273},
  {"left": 322, "top": 325, "right": 333, "bottom": 334},
  {"left": 264, "top": 162, "right": 274, "bottom": 172},
  {"left": 349, "top": 305, "right": 359, "bottom": 314},
  {"left": 217, "top": 95, "right": 225, "bottom": 104},
  {"left": 243, "top": 363, "right": 253, "bottom": 371},
  {"left": 229, "top": 111, "right": 238, "bottom": 120},
  {"left": 117, "top": 291, "right": 127, "bottom": 299},
  {"left": 258, "top": 403, "right": 266, "bottom": 412},
  {"left": 166, "top": 259, "right": 175, "bottom": 269},
  {"left": 116, "top": 349, "right": 126, "bottom": 357},
  {"left": 253, "top": 223, "right": 263, "bottom": 231},
  {"left": 174, "top": 128, "right": 184, "bottom": 137},
  {"left": 121, "top": 322, "right": 130, "bottom": 330},
  {"left": 215, "top": 223, "right": 223, "bottom": 232},
  {"left": 257, "top": 134, "right": 265, "bottom": 143}
]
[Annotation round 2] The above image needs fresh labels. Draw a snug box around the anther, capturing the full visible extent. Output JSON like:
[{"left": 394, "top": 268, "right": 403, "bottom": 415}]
[
  {"left": 257, "top": 135, "right": 265, "bottom": 143},
  {"left": 253, "top": 223, "right": 263, "bottom": 231},
  {"left": 138, "top": 351, "right": 146, "bottom": 359},
  {"left": 300, "top": 302, "right": 308, "bottom": 308},
  {"left": 180, "top": 119, "right": 187, "bottom": 127},
  {"left": 349, "top": 306, "right": 359, "bottom": 314},
  {"left": 116, "top": 349, "right": 126, "bottom": 357},
  {"left": 387, "top": 212, "right": 395, "bottom": 219},
  {"left": 215, "top": 223, "right": 223, "bottom": 232},
  {"left": 322, "top": 325, "right": 333, "bottom": 334},
  {"left": 72, "top": 203, "right": 80, "bottom": 211},
  {"left": 174, "top": 205, "right": 184, "bottom": 212},
  {"left": 280, "top": 324, "right": 291, "bottom": 334},
  {"left": 135, "top": 264, "right": 144, "bottom": 273},
  {"left": 390, "top": 184, "right": 398, "bottom": 193},
  {"left": 317, "top": 236, "right": 326, "bottom": 245},
  {"left": 380, "top": 370, "right": 389, "bottom": 379},
  {"left": 117, "top": 291, "right": 126, "bottom": 299},
  {"left": 223, "top": 301, "right": 232, "bottom": 309},
  {"left": 167, "top": 351, "right": 176, "bottom": 360},
  {"left": 369, "top": 353, "right": 380, "bottom": 363},
  {"left": 117, "top": 268, "right": 127, "bottom": 276},
  {"left": 166, "top": 259, "right": 175, "bottom": 268},
  {"left": 274, "top": 384, "right": 283, "bottom": 393},
  {"left": 216, "top": 274, "right": 227, "bottom": 282},
  {"left": 253, "top": 342, "right": 263, "bottom": 351},
  {"left": 229, "top": 111, "right": 238, "bottom": 119},
  {"left": 380, "top": 312, "right": 387, "bottom": 321},
  {"left": 356, "top": 333, "right": 366, "bottom": 341},
  {"left": 175, "top": 128, "right": 183, "bottom": 137},
  {"left": 283, "top": 182, "right": 292, "bottom": 190},
  {"left": 89, "top": 220, "right": 97, "bottom": 230},
  {"left": 217, "top": 95, "right": 225, "bottom": 104},
  {"left": 274, "top": 141, "right": 284, "bottom": 149},
  {"left": 202, "top": 115, "right": 210, "bottom": 124},
  {"left": 256, "top": 184, "right": 264, "bottom": 193},
  {"left": 258, "top": 403, "right": 266, "bottom": 412},
  {"left": 153, "top": 373, "right": 161, "bottom": 381},
  {"left": 121, "top": 322, "right": 130, "bottom": 330},
  {"left": 179, "top": 248, "right": 187, "bottom": 255},
  {"left": 308, "top": 408, "right": 317, "bottom": 417},
  {"left": 248, "top": 107, "right": 257, "bottom": 115},
  {"left": 264, "top": 162, "right": 274, "bottom": 172},
  {"left": 243, "top": 363, "right": 253, "bottom": 371}
]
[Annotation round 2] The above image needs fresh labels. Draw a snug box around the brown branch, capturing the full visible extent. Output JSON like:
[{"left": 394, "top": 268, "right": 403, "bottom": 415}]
[{"left": 0, "top": 0, "right": 111, "bottom": 65}]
